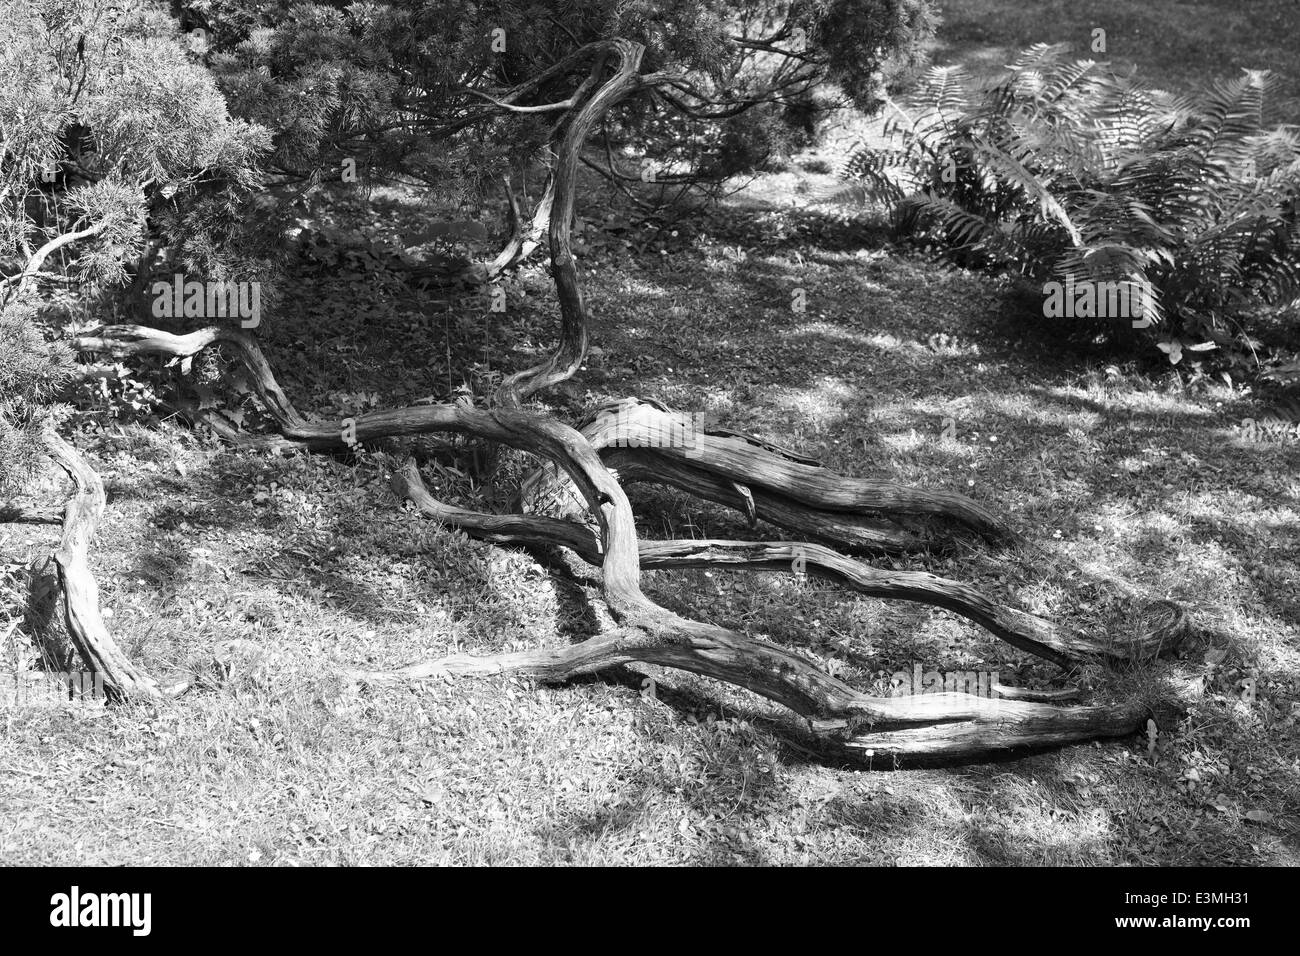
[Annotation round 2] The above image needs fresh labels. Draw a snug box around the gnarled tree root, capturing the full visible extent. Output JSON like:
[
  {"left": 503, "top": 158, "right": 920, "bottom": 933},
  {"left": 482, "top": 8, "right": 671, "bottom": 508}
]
[
  {"left": 66, "top": 36, "right": 1191, "bottom": 759},
  {"left": 824, "top": 679, "right": 1201, "bottom": 762},
  {"left": 347, "top": 624, "right": 1201, "bottom": 763},
  {"left": 394, "top": 460, "right": 1183, "bottom": 666},
  {"left": 581, "top": 398, "right": 1011, "bottom": 540},
  {"left": 606, "top": 448, "right": 929, "bottom": 554},
  {"left": 74, "top": 322, "right": 1195, "bottom": 760},
  {"left": 518, "top": 398, "right": 1009, "bottom": 554},
  {"left": 40, "top": 430, "right": 161, "bottom": 700}
]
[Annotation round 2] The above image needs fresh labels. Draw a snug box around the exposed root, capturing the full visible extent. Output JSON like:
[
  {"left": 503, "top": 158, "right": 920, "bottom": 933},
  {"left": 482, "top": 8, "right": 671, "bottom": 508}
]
[
  {"left": 826, "top": 678, "right": 1201, "bottom": 762},
  {"left": 42, "top": 430, "right": 161, "bottom": 700},
  {"left": 519, "top": 398, "right": 1011, "bottom": 551},
  {"left": 604, "top": 448, "right": 927, "bottom": 554},
  {"left": 395, "top": 460, "right": 1182, "bottom": 667},
  {"left": 583, "top": 398, "right": 1012, "bottom": 540},
  {"left": 348, "top": 623, "right": 1201, "bottom": 763},
  {"left": 73, "top": 318, "right": 1196, "bottom": 758},
  {"left": 64, "top": 33, "right": 1194, "bottom": 760}
]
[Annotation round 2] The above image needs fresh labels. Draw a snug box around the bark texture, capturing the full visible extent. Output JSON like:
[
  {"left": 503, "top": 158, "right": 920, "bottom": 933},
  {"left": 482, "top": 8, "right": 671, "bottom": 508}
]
[
  {"left": 42, "top": 430, "right": 160, "bottom": 700},
  {"left": 61, "top": 36, "right": 1195, "bottom": 761}
]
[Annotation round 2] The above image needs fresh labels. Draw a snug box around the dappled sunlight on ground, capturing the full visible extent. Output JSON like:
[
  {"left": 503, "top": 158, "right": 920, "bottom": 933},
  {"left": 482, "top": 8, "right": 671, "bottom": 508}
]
[{"left": 5, "top": 4, "right": 1300, "bottom": 861}]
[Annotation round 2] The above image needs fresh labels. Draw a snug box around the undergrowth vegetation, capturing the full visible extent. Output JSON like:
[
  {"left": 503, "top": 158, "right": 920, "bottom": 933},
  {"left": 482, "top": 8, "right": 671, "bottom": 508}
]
[
  {"left": 3, "top": 0, "right": 1299, "bottom": 866},
  {"left": 831, "top": 44, "right": 1300, "bottom": 380}
]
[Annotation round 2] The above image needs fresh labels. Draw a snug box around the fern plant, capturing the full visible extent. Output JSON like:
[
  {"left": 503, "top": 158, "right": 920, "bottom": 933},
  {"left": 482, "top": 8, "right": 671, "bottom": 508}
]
[{"left": 830, "top": 44, "right": 1300, "bottom": 373}]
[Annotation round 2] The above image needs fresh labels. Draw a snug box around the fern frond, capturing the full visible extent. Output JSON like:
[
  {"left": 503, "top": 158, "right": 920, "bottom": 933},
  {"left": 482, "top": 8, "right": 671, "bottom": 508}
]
[
  {"left": 1008, "top": 42, "right": 1071, "bottom": 71},
  {"left": 971, "top": 133, "right": 1081, "bottom": 244},
  {"left": 901, "top": 190, "right": 1001, "bottom": 249},
  {"left": 1040, "top": 58, "right": 1099, "bottom": 104},
  {"left": 823, "top": 43, "right": 1299, "bottom": 359},
  {"left": 832, "top": 144, "right": 914, "bottom": 205}
]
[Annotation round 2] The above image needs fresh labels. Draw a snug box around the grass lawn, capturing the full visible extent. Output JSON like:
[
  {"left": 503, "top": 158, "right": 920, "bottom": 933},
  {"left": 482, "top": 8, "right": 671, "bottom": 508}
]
[{"left": 1, "top": 6, "right": 1298, "bottom": 866}]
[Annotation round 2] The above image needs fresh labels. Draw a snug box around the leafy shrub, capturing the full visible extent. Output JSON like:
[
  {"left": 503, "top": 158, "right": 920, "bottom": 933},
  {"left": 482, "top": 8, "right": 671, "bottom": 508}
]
[
  {"left": 832, "top": 44, "right": 1300, "bottom": 374},
  {"left": 0, "top": 0, "right": 272, "bottom": 494},
  {"left": 0, "top": 0, "right": 273, "bottom": 300},
  {"left": 190, "top": 0, "right": 936, "bottom": 204}
]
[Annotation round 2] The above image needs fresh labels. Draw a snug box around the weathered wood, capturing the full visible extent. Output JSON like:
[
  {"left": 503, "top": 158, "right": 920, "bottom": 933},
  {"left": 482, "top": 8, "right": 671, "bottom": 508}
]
[
  {"left": 604, "top": 448, "right": 927, "bottom": 553},
  {"left": 478, "top": 174, "right": 553, "bottom": 281},
  {"left": 67, "top": 31, "right": 1194, "bottom": 759},
  {"left": 75, "top": 325, "right": 304, "bottom": 428},
  {"left": 396, "top": 460, "right": 1183, "bottom": 666},
  {"left": 43, "top": 430, "right": 160, "bottom": 700},
  {"left": 2, "top": 220, "right": 107, "bottom": 304},
  {"left": 75, "top": 322, "right": 1195, "bottom": 757},
  {"left": 581, "top": 398, "right": 1011, "bottom": 540},
  {"left": 522, "top": 446, "right": 925, "bottom": 553},
  {"left": 992, "top": 683, "right": 1083, "bottom": 703},
  {"left": 496, "top": 39, "right": 647, "bottom": 407},
  {"left": 831, "top": 679, "right": 1200, "bottom": 761}
]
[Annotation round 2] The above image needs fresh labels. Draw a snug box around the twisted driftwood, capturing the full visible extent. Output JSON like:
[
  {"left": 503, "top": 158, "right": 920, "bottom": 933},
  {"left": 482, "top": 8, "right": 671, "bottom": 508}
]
[
  {"left": 60, "top": 37, "right": 1195, "bottom": 761},
  {"left": 37, "top": 430, "right": 161, "bottom": 700},
  {"left": 72, "top": 319, "right": 1195, "bottom": 758}
]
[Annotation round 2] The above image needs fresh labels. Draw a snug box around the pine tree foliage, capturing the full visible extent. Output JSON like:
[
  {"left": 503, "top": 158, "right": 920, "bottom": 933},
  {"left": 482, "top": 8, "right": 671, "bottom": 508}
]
[
  {"left": 188, "top": 0, "right": 937, "bottom": 200},
  {"left": 1, "top": 0, "right": 270, "bottom": 494},
  {"left": 0, "top": 304, "right": 73, "bottom": 494}
]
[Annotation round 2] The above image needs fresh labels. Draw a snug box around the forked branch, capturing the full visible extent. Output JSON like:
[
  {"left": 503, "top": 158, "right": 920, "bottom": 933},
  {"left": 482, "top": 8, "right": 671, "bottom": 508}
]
[{"left": 65, "top": 33, "right": 1192, "bottom": 760}]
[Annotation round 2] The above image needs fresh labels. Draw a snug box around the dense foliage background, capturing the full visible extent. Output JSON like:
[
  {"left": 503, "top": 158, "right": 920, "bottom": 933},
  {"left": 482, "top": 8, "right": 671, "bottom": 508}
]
[
  {"left": 835, "top": 45, "right": 1300, "bottom": 376},
  {"left": 2, "top": 0, "right": 939, "bottom": 493}
]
